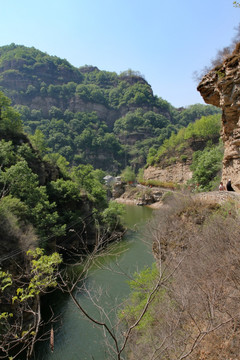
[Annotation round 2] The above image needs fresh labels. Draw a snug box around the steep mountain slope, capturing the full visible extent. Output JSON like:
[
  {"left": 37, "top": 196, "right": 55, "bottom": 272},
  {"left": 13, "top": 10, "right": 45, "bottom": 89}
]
[
  {"left": 0, "top": 44, "right": 220, "bottom": 172},
  {"left": 0, "top": 91, "right": 125, "bottom": 360},
  {"left": 0, "top": 91, "right": 125, "bottom": 263},
  {"left": 143, "top": 113, "right": 222, "bottom": 190}
]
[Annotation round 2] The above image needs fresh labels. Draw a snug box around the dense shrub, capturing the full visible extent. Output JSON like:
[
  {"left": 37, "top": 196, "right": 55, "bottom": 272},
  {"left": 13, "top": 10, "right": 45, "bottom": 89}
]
[{"left": 190, "top": 143, "right": 224, "bottom": 191}]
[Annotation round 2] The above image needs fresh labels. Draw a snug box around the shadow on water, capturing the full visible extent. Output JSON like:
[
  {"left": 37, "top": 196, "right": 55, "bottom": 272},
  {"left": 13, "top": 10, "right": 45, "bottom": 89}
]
[{"left": 34, "top": 205, "right": 154, "bottom": 360}]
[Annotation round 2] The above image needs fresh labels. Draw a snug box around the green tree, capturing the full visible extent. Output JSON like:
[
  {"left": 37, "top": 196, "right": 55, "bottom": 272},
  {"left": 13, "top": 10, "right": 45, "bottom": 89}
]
[
  {"left": 121, "top": 166, "right": 136, "bottom": 183},
  {"left": 26, "top": 84, "right": 37, "bottom": 96},
  {"left": 12, "top": 248, "right": 62, "bottom": 303},
  {"left": 71, "top": 164, "right": 107, "bottom": 207},
  {"left": 0, "top": 248, "right": 62, "bottom": 359},
  {"left": 0, "top": 140, "right": 15, "bottom": 168},
  {"left": 29, "top": 129, "right": 50, "bottom": 156},
  {"left": 43, "top": 152, "right": 70, "bottom": 177},
  {"left": 49, "top": 106, "right": 63, "bottom": 119},
  {"left": 184, "top": 114, "right": 221, "bottom": 139},
  {"left": 190, "top": 144, "right": 223, "bottom": 190},
  {"left": 101, "top": 201, "right": 125, "bottom": 231},
  {"left": 0, "top": 91, "right": 22, "bottom": 134},
  {"left": 0, "top": 160, "right": 64, "bottom": 238}
]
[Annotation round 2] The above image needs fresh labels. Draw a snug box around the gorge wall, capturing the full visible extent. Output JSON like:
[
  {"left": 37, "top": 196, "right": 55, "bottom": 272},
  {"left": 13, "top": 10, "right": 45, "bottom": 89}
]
[
  {"left": 197, "top": 43, "right": 240, "bottom": 191},
  {"left": 144, "top": 163, "right": 192, "bottom": 184}
]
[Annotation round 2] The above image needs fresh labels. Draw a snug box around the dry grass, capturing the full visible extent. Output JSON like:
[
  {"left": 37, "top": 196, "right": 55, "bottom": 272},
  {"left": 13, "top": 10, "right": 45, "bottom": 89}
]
[{"left": 124, "top": 194, "right": 240, "bottom": 360}]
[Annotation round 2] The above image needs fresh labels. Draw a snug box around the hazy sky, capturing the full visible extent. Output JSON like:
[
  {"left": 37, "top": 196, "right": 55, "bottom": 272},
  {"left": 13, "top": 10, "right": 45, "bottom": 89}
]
[{"left": 1, "top": 0, "right": 239, "bottom": 108}]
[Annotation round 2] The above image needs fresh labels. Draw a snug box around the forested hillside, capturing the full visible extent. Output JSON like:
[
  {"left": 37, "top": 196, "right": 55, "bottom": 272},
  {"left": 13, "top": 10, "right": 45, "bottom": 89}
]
[
  {"left": 144, "top": 113, "right": 223, "bottom": 191},
  {"left": 0, "top": 91, "right": 124, "bottom": 260},
  {"left": 0, "top": 90, "right": 126, "bottom": 358},
  {"left": 0, "top": 44, "right": 221, "bottom": 173}
]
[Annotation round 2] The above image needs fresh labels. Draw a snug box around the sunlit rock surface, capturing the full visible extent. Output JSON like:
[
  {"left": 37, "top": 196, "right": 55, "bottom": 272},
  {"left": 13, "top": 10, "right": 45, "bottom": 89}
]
[{"left": 198, "top": 43, "right": 240, "bottom": 190}]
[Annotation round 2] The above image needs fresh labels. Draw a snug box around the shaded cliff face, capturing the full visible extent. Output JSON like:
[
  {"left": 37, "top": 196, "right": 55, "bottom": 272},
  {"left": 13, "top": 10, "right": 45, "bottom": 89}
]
[{"left": 197, "top": 43, "right": 240, "bottom": 190}]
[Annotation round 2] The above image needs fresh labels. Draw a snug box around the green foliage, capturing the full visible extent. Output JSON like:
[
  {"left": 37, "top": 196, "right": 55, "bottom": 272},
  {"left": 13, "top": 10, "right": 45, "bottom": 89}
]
[
  {"left": 174, "top": 103, "right": 221, "bottom": 127},
  {"left": 0, "top": 270, "right": 13, "bottom": 291},
  {"left": 117, "top": 82, "right": 153, "bottom": 107},
  {"left": 76, "top": 84, "right": 106, "bottom": 104},
  {"left": 184, "top": 114, "right": 221, "bottom": 139},
  {"left": 1, "top": 160, "right": 39, "bottom": 200},
  {"left": 49, "top": 178, "right": 80, "bottom": 202},
  {"left": 180, "top": 154, "right": 188, "bottom": 162},
  {"left": 101, "top": 201, "right": 125, "bottom": 230},
  {"left": 166, "top": 156, "right": 177, "bottom": 165},
  {"left": 146, "top": 147, "right": 158, "bottom": 166},
  {"left": 149, "top": 114, "right": 221, "bottom": 165},
  {"left": 0, "top": 195, "right": 28, "bottom": 221},
  {"left": 0, "top": 159, "right": 65, "bottom": 238},
  {"left": 0, "top": 93, "right": 124, "bottom": 244},
  {"left": 0, "top": 139, "right": 15, "bottom": 167},
  {"left": 139, "top": 179, "right": 177, "bottom": 190},
  {"left": 190, "top": 143, "right": 224, "bottom": 191},
  {"left": 136, "top": 168, "right": 144, "bottom": 183},
  {"left": 121, "top": 166, "right": 136, "bottom": 183},
  {"left": 0, "top": 247, "right": 61, "bottom": 353},
  {"left": 0, "top": 311, "right": 13, "bottom": 321},
  {"left": 47, "top": 178, "right": 84, "bottom": 225},
  {"left": 0, "top": 45, "right": 222, "bottom": 174},
  {"left": 29, "top": 129, "right": 50, "bottom": 156},
  {"left": 120, "top": 263, "right": 161, "bottom": 330},
  {"left": 16, "top": 142, "right": 38, "bottom": 164},
  {"left": 147, "top": 129, "right": 184, "bottom": 164},
  {"left": 0, "top": 44, "right": 82, "bottom": 83},
  {"left": 114, "top": 109, "right": 169, "bottom": 135},
  {"left": 12, "top": 248, "right": 62, "bottom": 303},
  {"left": 71, "top": 164, "right": 107, "bottom": 207},
  {"left": 0, "top": 91, "right": 22, "bottom": 134},
  {"left": 44, "top": 152, "right": 70, "bottom": 177}
]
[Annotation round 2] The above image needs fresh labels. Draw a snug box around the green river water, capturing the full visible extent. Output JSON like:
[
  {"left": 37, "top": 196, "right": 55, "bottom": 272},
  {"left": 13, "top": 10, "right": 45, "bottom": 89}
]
[{"left": 36, "top": 205, "right": 154, "bottom": 360}]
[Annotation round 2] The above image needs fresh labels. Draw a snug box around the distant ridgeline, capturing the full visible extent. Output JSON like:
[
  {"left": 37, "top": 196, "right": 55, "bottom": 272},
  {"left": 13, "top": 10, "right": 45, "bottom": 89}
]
[{"left": 0, "top": 44, "right": 221, "bottom": 173}]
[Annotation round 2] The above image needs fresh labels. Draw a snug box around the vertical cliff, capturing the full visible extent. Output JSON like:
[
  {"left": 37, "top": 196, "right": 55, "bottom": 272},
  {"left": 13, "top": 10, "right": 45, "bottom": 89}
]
[{"left": 197, "top": 43, "right": 240, "bottom": 190}]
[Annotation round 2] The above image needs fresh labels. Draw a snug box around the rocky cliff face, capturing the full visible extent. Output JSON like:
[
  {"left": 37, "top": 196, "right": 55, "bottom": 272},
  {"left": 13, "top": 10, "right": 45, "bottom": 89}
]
[
  {"left": 143, "top": 136, "right": 217, "bottom": 186},
  {"left": 144, "top": 163, "right": 192, "bottom": 184},
  {"left": 197, "top": 43, "right": 240, "bottom": 190}
]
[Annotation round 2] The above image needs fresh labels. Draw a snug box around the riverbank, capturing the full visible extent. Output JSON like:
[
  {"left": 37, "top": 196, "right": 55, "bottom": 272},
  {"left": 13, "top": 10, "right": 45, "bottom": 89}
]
[
  {"left": 115, "top": 196, "right": 164, "bottom": 209},
  {"left": 36, "top": 191, "right": 240, "bottom": 360},
  {"left": 114, "top": 184, "right": 171, "bottom": 208},
  {"left": 35, "top": 204, "right": 154, "bottom": 360},
  {"left": 115, "top": 183, "right": 240, "bottom": 209}
]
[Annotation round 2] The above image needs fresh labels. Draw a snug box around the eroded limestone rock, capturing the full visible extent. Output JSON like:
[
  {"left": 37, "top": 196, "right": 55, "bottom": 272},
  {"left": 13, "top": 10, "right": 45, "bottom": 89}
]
[{"left": 197, "top": 43, "right": 240, "bottom": 190}]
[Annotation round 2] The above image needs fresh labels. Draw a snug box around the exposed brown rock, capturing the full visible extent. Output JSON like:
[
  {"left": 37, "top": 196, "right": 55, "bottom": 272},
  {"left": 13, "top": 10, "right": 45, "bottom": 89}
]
[
  {"left": 144, "top": 163, "right": 192, "bottom": 184},
  {"left": 197, "top": 43, "right": 240, "bottom": 190}
]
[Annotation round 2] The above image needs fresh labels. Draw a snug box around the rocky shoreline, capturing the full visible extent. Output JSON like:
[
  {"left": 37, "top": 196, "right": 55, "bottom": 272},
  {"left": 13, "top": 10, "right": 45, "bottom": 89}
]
[
  {"left": 114, "top": 184, "right": 240, "bottom": 209},
  {"left": 114, "top": 184, "right": 172, "bottom": 208},
  {"left": 115, "top": 196, "right": 164, "bottom": 209}
]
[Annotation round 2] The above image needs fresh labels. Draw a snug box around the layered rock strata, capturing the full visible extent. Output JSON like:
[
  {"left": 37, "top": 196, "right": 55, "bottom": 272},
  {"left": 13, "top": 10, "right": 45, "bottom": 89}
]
[
  {"left": 197, "top": 43, "right": 240, "bottom": 190},
  {"left": 144, "top": 163, "right": 192, "bottom": 184}
]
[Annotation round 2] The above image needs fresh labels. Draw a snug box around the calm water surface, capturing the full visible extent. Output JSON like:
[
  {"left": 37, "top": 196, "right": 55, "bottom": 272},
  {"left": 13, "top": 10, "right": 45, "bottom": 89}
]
[{"left": 36, "top": 205, "right": 154, "bottom": 360}]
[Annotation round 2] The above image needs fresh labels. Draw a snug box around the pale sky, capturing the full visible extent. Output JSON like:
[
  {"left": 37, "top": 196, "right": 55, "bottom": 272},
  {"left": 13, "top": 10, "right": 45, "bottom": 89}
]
[{"left": 1, "top": 0, "right": 239, "bottom": 108}]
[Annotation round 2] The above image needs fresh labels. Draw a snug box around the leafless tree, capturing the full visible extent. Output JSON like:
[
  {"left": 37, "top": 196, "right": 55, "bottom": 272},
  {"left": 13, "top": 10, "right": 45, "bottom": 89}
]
[
  {"left": 193, "top": 22, "right": 240, "bottom": 82},
  {"left": 4, "top": 194, "right": 240, "bottom": 360},
  {"left": 121, "top": 194, "right": 240, "bottom": 360}
]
